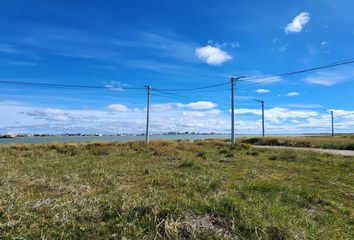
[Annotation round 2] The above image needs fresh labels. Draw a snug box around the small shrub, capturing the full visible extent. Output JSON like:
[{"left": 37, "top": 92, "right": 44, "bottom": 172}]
[
  {"left": 268, "top": 154, "right": 277, "bottom": 161},
  {"left": 90, "top": 148, "right": 109, "bottom": 156},
  {"left": 246, "top": 151, "right": 258, "bottom": 156},
  {"left": 293, "top": 141, "right": 311, "bottom": 148},
  {"left": 219, "top": 149, "right": 228, "bottom": 154},
  {"left": 225, "top": 152, "right": 234, "bottom": 158},
  {"left": 196, "top": 151, "right": 207, "bottom": 159},
  {"left": 266, "top": 226, "right": 290, "bottom": 240},
  {"left": 55, "top": 145, "right": 79, "bottom": 156},
  {"left": 178, "top": 160, "right": 200, "bottom": 169},
  {"left": 279, "top": 151, "right": 297, "bottom": 162}
]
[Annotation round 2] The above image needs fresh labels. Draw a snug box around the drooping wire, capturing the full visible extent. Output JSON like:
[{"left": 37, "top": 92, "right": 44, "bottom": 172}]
[
  {"left": 154, "top": 81, "right": 230, "bottom": 92},
  {"left": 238, "top": 57, "right": 354, "bottom": 89},
  {"left": 152, "top": 89, "right": 201, "bottom": 102},
  {"left": 1, "top": 57, "right": 354, "bottom": 93},
  {"left": 155, "top": 57, "right": 354, "bottom": 92},
  {"left": 0, "top": 80, "right": 145, "bottom": 90}
]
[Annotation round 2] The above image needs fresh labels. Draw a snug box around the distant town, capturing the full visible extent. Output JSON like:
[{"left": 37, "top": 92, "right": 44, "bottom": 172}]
[{"left": 0, "top": 132, "right": 221, "bottom": 138}]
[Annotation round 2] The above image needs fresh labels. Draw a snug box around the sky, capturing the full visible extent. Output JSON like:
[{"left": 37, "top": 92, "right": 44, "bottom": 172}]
[{"left": 0, "top": 0, "right": 354, "bottom": 134}]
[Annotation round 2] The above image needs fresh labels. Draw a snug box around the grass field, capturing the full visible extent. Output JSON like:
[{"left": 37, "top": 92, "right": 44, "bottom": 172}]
[
  {"left": 0, "top": 139, "right": 353, "bottom": 239},
  {"left": 240, "top": 135, "right": 354, "bottom": 150}
]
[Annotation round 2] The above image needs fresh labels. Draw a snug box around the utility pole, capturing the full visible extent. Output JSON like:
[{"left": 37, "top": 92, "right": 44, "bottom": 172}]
[
  {"left": 145, "top": 84, "right": 151, "bottom": 144},
  {"left": 231, "top": 76, "right": 247, "bottom": 147},
  {"left": 331, "top": 110, "right": 334, "bottom": 137},
  {"left": 255, "top": 100, "right": 265, "bottom": 137},
  {"left": 231, "top": 77, "right": 235, "bottom": 146}
]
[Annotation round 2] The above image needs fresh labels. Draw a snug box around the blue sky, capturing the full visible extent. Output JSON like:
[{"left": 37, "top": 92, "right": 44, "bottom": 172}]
[{"left": 0, "top": 0, "right": 354, "bottom": 134}]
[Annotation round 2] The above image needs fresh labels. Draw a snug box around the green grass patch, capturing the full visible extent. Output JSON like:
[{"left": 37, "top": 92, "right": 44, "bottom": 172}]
[
  {"left": 240, "top": 135, "right": 354, "bottom": 150},
  {"left": 0, "top": 139, "right": 353, "bottom": 239}
]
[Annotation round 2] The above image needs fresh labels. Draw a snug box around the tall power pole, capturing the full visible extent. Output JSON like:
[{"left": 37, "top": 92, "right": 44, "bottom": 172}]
[
  {"left": 255, "top": 100, "right": 265, "bottom": 137},
  {"left": 231, "top": 77, "right": 235, "bottom": 146},
  {"left": 331, "top": 110, "right": 334, "bottom": 137},
  {"left": 145, "top": 84, "right": 151, "bottom": 144},
  {"left": 231, "top": 76, "right": 246, "bottom": 147}
]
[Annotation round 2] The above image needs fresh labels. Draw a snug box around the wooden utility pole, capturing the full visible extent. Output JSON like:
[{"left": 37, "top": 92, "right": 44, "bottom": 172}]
[
  {"left": 145, "top": 84, "right": 151, "bottom": 144},
  {"left": 331, "top": 110, "right": 334, "bottom": 137},
  {"left": 231, "top": 77, "right": 235, "bottom": 146},
  {"left": 230, "top": 76, "right": 246, "bottom": 147},
  {"left": 255, "top": 100, "right": 265, "bottom": 137}
]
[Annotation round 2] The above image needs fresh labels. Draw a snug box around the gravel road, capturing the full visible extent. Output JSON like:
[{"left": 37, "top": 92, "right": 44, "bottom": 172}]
[{"left": 252, "top": 145, "right": 354, "bottom": 156}]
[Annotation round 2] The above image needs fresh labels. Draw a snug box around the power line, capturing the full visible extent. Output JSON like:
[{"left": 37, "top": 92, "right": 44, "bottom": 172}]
[
  {"left": 2, "top": 57, "right": 354, "bottom": 93},
  {"left": 247, "top": 57, "right": 354, "bottom": 80},
  {"left": 0, "top": 80, "right": 144, "bottom": 90},
  {"left": 152, "top": 91, "right": 232, "bottom": 109},
  {"left": 156, "top": 57, "right": 354, "bottom": 92},
  {"left": 154, "top": 81, "right": 229, "bottom": 92},
  {"left": 153, "top": 89, "right": 201, "bottom": 102},
  {"left": 239, "top": 57, "right": 354, "bottom": 89}
]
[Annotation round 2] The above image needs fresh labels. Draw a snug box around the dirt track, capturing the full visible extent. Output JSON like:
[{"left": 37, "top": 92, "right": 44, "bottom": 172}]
[{"left": 252, "top": 145, "right": 354, "bottom": 156}]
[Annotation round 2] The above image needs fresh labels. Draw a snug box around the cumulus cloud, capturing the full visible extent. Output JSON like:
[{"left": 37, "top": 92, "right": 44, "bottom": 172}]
[
  {"left": 151, "top": 101, "right": 218, "bottom": 111},
  {"left": 234, "top": 107, "right": 318, "bottom": 124},
  {"left": 152, "top": 103, "right": 178, "bottom": 112},
  {"left": 285, "top": 12, "right": 310, "bottom": 34},
  {"left": 2, "top": 100, "right": 354, "bottom": 135},
  {"left": 281, "top": 104, "right": 322, "bottom": 109},
  {"left": 106, "top": 104, "right": 129, "bottom": 112},
  {"left": 286, "top": 92, "right": 300, "bottom": 97},
  {"left": 256, "top": 89, "right": 270, "bottom": 93},
  {"left": 184, "top": 101, "right": 218, "bottom": 110},
  {"left": 195, "top": 45, "right": 232, "bottom": 65},
  {"left": 181, "top": 109, "right": 221, "bottom": 118},
  {"left": 24, "top": 108, "right": 99, "bottom": 123}
]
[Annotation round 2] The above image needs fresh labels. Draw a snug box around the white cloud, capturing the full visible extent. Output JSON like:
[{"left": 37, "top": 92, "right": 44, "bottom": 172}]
[
  {"left": 207, "top": 40, "right": 240, "bottom": 48},
  {"left": 278, "top": 46, "right": 288, "bottom": 52},
  {"left": 151, "top": 101, "right": 219, "bottom": 112},
  {"left": 245, "top": 72, "right": 282, "bottom": 84},
  {"left": 103, "top": 81, "right": 129, "bottom": 91},
  {"left": 329, "top": 109, "right": 354, "bottom": 118},
  {"left": 286, "top": 92, "right": 300, "bottom": 97},
  {"left": 256, "top": 89, "right": 270, "bottom": 93},
  {"left": 0, "top": 44, "right": 19, "bottom": 54},
  {"left": 321, "top": 41, "right": 328, "bottom": 47},
  {"left": 234, "top": 107, "right": 318, "bottom": 124},
  {"left": 152, "top": 103, "right": 176, "bottom": 112},
  {"left": 235, "top": 108, "right": 261, "bottom": 115},
  {"left": 281, "top": 104, "right": 322, "bottom": 109},
  {"left": 285, "top": 12, "right": 310, "bottom": 34},
  {"left": 205, "top": 109, "right": 222, "bottom": 115},
  {"left": 27, "top": 108, "right": 71, "bottom": 122},
  {"left": 184, "top": 101, "right": 218, "bottom": 110},
  {"left": 304, "top": 67, "right": 354, "bottom": 86},
  {"left": 2, "top": 100, "right": 354, "bottom": 134},
  {"left": 195, "top": 45, "right": 232, "bottom": 65},
  {"left": 106, "top": 104, "right": 129, "bottom": 112}
]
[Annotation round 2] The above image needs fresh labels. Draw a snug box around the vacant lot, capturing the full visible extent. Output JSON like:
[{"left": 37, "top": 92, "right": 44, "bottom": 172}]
[
  {"left": 0, "top": 139, "right": 353, "bottom": 239},
  {"left": 240, "top": 135, "right": 354, "bottom": 150}
]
